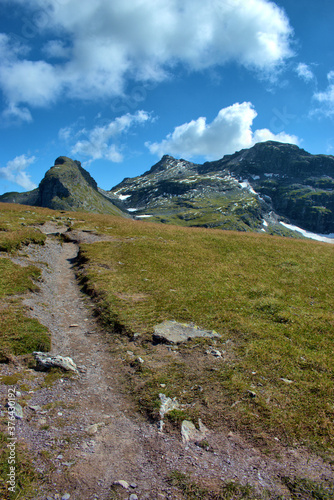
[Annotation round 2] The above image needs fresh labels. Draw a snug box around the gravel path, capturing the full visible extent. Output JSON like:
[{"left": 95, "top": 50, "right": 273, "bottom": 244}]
[{"left": 1, "top": 223, "right": 333, "bottom": 500}]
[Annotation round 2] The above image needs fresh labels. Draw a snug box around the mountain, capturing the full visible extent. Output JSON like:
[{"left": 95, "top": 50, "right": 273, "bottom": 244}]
[
  {"left": 1, "top": 143, "right": 333, "bottom": 236},
  {"left": 109, "top": 141, "right": 334, "bottom": 235},
  {"left": 0, "top": 156, "right": 126, "bottom": 216}
]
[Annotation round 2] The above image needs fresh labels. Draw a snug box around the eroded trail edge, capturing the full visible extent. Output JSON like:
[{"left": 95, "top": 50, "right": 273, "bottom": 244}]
[{"left": 1, "top": 223, "right": 333, "bottom": 500}]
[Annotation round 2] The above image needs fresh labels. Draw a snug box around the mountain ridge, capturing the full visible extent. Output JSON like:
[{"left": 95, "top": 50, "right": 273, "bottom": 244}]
[
  {"left": 1, "top": 142, "right": 334, "bottom": 235},
  {"left": 110, "top": 141, "right": 334, "bottom": 234}
]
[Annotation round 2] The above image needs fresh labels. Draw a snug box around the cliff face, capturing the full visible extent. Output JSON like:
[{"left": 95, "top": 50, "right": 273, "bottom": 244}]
[
  {"left": 0, "top": 157, "right": 127, "bottom": 216},
  {"left": 110, "top": 142, "right": 334, "bottom": 234}
]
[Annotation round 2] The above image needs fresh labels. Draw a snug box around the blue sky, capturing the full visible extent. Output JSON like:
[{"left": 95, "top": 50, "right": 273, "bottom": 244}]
[{"left": 0, "top": 0, "right": 333, "bottom": 194}]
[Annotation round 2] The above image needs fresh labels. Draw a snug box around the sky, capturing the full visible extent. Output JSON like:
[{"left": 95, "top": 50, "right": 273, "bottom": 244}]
[{"left": 0, "top": 0, "right": 333, "bottom": 195}]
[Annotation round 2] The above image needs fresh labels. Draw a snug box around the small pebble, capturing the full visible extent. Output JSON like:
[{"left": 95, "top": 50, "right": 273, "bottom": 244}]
[
  {"left": 62, "top": 494, "right": 71, "bottom": 500},
  {"left": 129, "top": 495, "right": 138, "bottom": 500},
  {"left": 114, "top": 480, "right": 129, "bottom": 489}
]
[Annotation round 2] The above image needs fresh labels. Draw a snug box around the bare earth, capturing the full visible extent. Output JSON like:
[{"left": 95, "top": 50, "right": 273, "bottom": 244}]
[{"left": 1, "top": 223, "right": 333, "bottom": 499}]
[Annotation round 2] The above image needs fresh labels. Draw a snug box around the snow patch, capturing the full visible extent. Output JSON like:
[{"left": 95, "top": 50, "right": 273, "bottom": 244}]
[
  {"left": 240, "top": 180, "right": 257, "bottom": 194},
  {"left": 280, "top": 222, "right": 334, "bottom": 244},
  {"left": 118, "top": 194, "right": 131, "bottom": 200}
]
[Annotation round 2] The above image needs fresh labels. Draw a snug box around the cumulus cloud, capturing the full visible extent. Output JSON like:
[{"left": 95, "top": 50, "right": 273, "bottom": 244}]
[
  {"left": 0, "top": 0, "right": 293, "bottom": 112},
  {"left": 146, "top": 102, "right": 299, "bottom": 160},
  {"left": 296, "top": 63, "right": 315, "bottom": 82},
  {"left": 0, "top": 154, "right": 37, "bottom": 190},
  {"left": 313, "top": 71, "right": 334, "bottom": 116},
  {"left": 65, "top": 110, "right": 152, "bottom": 162}
]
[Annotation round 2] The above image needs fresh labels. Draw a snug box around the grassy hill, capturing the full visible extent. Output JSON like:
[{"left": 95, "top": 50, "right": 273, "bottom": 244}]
[{"left": 1, "top": 201, "right": 334, "bottom": 477}]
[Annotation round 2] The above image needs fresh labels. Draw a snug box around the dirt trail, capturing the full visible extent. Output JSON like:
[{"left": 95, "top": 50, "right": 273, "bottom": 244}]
[{"left": 2, "top": 223, "right": 333, "bottom": 499}]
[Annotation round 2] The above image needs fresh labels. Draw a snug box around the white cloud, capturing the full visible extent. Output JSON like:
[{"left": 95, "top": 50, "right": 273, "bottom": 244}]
[
  {"left": 296, "top": 62, "right": 315, "bottom": 82},
  {"left": 2, "top": 103, "right": 32, "bottom": 123},
  {"left": 0, "top": 154, "right": 37, "bottom": 190},
  {"left": 146, "top": 102, "right": 299, "bottom": 160},
  {"left": 43, "top": 40, "right": 70, "bottom": 59},
  {"left": 313, "top": 71, "right": 334, "bottom": 116},
  {"left": 0, "top": 0, "right": 293, "bottom": 111},
  {"left": 67, "top": 110, "right": 152, "bottom": 162}
]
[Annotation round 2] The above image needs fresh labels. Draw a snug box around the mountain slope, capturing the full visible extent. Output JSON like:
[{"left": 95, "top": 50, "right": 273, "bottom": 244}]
[
  {"left": 110, "top": 141, "right": 334, "bottom": 234},
  {"left": 0, "top": 157, "right": 127, "bottom": 216}
]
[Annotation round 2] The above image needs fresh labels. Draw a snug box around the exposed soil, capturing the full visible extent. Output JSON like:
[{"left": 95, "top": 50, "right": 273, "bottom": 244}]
[{"left": 1, "top": 222, "right": 333, "bottom": 499}]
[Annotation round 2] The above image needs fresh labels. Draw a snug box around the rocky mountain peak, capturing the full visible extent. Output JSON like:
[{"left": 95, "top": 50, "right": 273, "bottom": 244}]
[
  {"left": 0, "top": 156, "right": 126, "bottom": 216},
  {"left": 110, "top": 141, "right": 334, "bottom": 234}
]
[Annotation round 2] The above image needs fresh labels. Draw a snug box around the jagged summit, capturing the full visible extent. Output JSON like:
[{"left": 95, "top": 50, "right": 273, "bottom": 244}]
[{"left": 0, "top": 157, "right": 126, "bottom": 216}]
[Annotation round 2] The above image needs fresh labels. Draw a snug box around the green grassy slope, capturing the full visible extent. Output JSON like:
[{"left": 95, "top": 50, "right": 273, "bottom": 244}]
[
  {"left": 1, "top": 202, "right": 333, "bottom": 463},
  {"left": 72, "top": 212, "right": 334, "bottom": 458}
]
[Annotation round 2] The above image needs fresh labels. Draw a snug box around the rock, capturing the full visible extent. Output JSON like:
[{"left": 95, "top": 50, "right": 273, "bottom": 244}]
[
  {"left": 153, "top": 320, "right": 220, "bottom": 344},
  {"left": 159, "top": 393, "right": 180, "bottom": 431},
  {"left": 33, "top": 352, "right": 78, "bottom": 373},
  {"left": 181, "top": 419, "right": 210, "bottom": 444},
  {"left": 129, "top": 495, "right": 138, "bottom": 500},
  {"left": 62, "top": 494, "right": 71, "bottom": 500},
  {"left": 247, "top": 390, "right": 257, "bottom": 398},
  {"left": 206, "top": 349, "right": 223, "bottom": 357},
  {"left": 113, "top": 480, "right": 129, "bottom": 489},
  {"left": 159, "top": 394, "right": 179, "bottom": 419},
  {"left": 13, "top": 402, "right": 23, "bottom": 419},
  {"left": 280, "top": 377, "right": 294, "bottom": 384},
  {"left": 6, "top": 402, "right": 24, "bottom": 419},
  {"left": 85, "top": 422, "right": 105, "bottom": 435},
  {"left": 29, "top": 405, "right": 42, "bottom": 411}
]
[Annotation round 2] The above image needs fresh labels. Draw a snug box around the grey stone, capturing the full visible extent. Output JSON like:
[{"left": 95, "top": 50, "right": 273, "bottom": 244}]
[
  {"left": 159, "top": 394, "right": 179, "bottom": 419},
  {"left": 29, "top": 405, "right": 42, "bottom": 411},
  {"left": 113, "top": 480, "right": 129, "bottom": 489},
  {"left": 153, "top": 320, "right": 220, "bottom": 344},
  {"left": 247, "top": 390, "right": 257, "bottom": 398},
  {"left": 206, "top": 349, "right": 223, "bottom": 357},
  {"left": 280, "top": 377, "right": 294, "bottom": 384},
  {"left": 181, "top": 419, "right": 210, "bottom": 444},
  {"left": 33, "top": 352, "right": 78, "bottom": 373},
  {"left": 13, "top": 402, "right": 23, "bottom": 419},
  {"left": 61, "top": 494, "right": 71, "bottom": 500},
  {"left": 85, "top": 422, "right": 105, "bottom": 435},
  {"left": 129, "top": 495, "right": 138, "bottom": 500}
]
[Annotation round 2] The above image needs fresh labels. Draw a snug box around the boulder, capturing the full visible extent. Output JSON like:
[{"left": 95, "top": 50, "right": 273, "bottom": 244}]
[
  {"left": 33, "top": 352, "right": 78, "bottom": 373},
  {"left": 181, "top": 419, "right": 210, "bottom": 444},
  {"left": 153, "top": 320, "right": 220, "bottom": 344}
]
